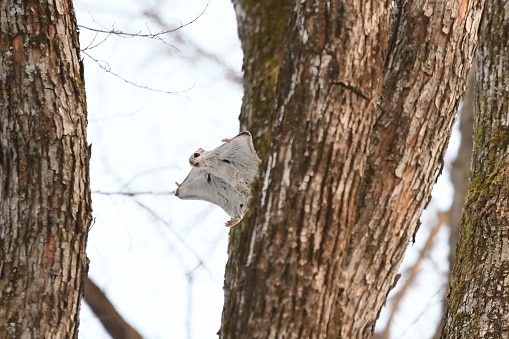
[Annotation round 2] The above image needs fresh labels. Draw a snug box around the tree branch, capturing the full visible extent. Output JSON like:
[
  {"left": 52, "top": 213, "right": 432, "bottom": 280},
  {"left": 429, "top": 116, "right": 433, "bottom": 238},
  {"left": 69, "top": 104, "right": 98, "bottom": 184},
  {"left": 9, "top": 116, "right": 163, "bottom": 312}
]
[{"left": 84, "top": 277, "right": 143, "bottom": 339}]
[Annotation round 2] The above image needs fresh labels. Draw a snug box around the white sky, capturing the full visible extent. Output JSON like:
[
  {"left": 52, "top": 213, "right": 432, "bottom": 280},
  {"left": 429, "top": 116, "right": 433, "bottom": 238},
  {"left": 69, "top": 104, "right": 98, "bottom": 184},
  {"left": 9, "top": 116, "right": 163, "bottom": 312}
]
[{"left": 74, "top": 0, "right": 456, "bottom": 338}]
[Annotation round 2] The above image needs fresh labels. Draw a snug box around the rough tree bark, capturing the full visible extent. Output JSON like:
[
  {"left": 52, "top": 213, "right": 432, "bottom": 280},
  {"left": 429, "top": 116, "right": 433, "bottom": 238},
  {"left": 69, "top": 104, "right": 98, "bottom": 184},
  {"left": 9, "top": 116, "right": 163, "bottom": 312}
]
[
  {"left": 0, "top": 0, "right": 91, "bottom": 337},
  {"left": 442, "top": 0, "right": 509, "bottom": 337},
  {"left": 232, "top": 0, "right": 293, "bottom": 156},
  {"left": 430, "top": 67, "right": 475, "bottom": 339},
  {"left": 221, "top": 0, "right": 485, "bottom": 337}
]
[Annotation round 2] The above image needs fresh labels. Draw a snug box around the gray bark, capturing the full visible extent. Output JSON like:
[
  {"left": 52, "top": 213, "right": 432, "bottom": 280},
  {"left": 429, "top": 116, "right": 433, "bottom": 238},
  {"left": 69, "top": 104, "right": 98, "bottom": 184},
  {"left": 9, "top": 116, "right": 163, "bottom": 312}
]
[
  {"left": 221, "top": 0, "right": 485, "bottom": 337},
  {"left": 0, "top": 0, "right": 91, "bottom": 336},
  {"left": 442, "top": 0, "right": 509, "bottom": 337}
]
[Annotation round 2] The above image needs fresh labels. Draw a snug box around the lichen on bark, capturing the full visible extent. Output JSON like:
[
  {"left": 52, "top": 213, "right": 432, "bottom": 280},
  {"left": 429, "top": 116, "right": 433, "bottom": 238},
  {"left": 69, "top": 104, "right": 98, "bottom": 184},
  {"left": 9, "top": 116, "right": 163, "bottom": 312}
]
[
  {"left": 0, "top": 0, "right": 91, "bottom": 336},
  {"left": 222, "top": 0, "right": 485, "bottom": 338},
  {"left": 442, "top": 0, "right": 509, "bottom": 336}
]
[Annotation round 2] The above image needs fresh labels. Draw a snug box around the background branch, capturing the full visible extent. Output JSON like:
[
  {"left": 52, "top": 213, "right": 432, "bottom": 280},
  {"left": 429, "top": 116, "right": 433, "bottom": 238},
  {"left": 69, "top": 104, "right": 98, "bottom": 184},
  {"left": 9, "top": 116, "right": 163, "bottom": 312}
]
[{"left": 84, "top": 277, "right": 143, "bottom": 339}]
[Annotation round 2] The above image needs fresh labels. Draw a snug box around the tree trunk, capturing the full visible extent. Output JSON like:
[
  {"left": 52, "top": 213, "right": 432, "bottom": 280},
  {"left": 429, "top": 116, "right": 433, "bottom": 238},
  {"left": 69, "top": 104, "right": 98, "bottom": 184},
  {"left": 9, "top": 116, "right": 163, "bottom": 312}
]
[
  {"left": 442, "top": 0, "right": 509, "bottom": 337},
  {"left": 232, "top": 0, "right": 293, "bottom": 156},
  {"left": 221, "top": 0, "right": 485, "bottom": 337},
  {"left": 0, "top": 0, "right": 91, "bottom": 337}
]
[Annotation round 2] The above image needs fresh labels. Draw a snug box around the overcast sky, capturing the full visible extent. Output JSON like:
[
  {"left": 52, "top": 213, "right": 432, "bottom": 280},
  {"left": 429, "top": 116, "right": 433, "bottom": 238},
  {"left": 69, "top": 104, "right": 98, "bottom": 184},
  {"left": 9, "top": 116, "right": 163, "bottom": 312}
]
[{"left": 75, "top": 1, "right": 457, "bottom": 338}]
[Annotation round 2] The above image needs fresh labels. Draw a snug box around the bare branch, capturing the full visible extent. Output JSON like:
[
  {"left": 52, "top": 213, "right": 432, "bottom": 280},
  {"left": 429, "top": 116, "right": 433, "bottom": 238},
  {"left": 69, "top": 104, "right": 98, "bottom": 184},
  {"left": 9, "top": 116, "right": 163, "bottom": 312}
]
[
  {"left": 142, "top": 9, "right": 242, "bottom": 85},
  {"left": 132, "top": 197, "right": 222, "bottom": 287},
  {"left": 84, "top": 277, "right": 143, "bottom": 339},
  {"left": 81, "top": 29, "right": 113, "bottom": 51},
  {"left": 92, "top": 190, "right": 176, "bottom": 196},
  {"left": 376, "top": 211, "right": 448, "bottom": 339},
  {"left": 447, "top": 67, "right": 475, "bottom": 264},
  {"left": 431, "top": 66, "right": 475, "bottom": 339},
  {"left": 81, "top": 50, "right": 193, "bottom": 95},
  {"left": 78, "top": 1, "right": 209, "bottom": 40}
]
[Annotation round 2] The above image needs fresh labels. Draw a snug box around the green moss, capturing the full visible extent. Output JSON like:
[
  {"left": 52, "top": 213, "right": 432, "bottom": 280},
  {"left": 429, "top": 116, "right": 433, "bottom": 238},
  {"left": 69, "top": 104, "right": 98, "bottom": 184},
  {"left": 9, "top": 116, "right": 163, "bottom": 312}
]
[
  {"left": 236, "top": 0, "right": 292, "bottom": 160},
  {"left": 447, "top": 108, "right": 509, "bottom": 336}
]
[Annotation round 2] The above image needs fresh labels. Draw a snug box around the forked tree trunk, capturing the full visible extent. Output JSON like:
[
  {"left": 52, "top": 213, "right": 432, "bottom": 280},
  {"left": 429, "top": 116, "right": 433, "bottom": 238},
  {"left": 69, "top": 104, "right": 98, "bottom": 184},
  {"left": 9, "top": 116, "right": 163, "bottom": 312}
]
[
  {"left": 221, "top": 0, "right": 485, "bottom": 337},
  {"left": 442, "top": 0, "right": 509, "bottom": 336},
  {"left": 0, "top": 0, "right": 91, "bottom": 337}
]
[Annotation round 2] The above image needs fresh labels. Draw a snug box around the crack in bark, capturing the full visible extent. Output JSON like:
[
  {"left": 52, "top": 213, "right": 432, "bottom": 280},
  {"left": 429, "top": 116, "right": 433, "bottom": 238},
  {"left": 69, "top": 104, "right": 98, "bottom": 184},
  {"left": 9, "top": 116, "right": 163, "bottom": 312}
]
[{"left": 333, "top": 81, "right": 370, "bottom": 101}]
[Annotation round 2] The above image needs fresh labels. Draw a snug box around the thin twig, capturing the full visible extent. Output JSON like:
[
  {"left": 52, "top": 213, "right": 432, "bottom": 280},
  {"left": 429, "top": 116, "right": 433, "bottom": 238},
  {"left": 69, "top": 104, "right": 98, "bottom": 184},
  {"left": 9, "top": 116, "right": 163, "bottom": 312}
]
[
  {"left": 92, "top": 190, "right": 176, "bottom": 196},
  {"left": 81, "top": 50, "right": 193, "bottom": 95},
  {"left": 78, "top": 2, "right": 209, "bottom": 39},
  {"left": 143, "top": 8, "right": 242, "bottom": 85},
  {"left": 377, "top": 211, "right": 448, "bottom": 339},
  {"left": 133, "top": 198, "right": 222, "bottom": 287}
]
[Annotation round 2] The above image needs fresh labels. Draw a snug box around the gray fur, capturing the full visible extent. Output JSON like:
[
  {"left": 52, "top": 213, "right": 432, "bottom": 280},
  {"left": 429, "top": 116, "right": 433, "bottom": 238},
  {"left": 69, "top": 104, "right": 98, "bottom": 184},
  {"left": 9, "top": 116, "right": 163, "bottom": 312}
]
[{"left": 175, "top": 131, "right": 260, "bottom": 226}]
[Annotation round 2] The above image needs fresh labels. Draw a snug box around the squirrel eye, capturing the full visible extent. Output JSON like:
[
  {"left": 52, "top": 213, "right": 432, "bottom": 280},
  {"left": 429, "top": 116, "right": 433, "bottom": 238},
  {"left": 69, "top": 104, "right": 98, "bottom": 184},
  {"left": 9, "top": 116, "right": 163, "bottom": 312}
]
[{"left": 193, "top": 153, "right": 200, "bottom": 158}]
